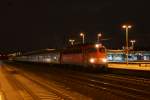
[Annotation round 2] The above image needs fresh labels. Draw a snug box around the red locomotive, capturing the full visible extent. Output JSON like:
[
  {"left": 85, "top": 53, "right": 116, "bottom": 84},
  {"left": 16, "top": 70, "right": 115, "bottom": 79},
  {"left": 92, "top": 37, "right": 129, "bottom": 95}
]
[{"left": 61, "top": 43, "right": 107, "bottom": 69}]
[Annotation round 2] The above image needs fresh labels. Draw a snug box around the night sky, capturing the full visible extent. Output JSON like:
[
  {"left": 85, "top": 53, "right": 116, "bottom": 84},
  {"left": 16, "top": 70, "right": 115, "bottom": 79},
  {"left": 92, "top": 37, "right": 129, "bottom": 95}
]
[{"left": 0, "top": 0, "right": 150, "bottom": 53}]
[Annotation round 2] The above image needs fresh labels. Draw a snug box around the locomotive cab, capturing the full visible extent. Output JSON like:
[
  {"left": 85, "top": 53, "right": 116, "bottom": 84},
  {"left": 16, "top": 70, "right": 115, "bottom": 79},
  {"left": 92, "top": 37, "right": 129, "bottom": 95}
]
[{"left": 85, "top": 43, "right": 108, "bottom": 68}]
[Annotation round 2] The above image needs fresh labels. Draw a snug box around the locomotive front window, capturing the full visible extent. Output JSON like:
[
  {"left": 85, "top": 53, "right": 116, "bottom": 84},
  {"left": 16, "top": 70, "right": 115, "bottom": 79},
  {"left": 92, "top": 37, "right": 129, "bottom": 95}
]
[{"left": 99, "top": 48, "right": 106, "bottom": 52}]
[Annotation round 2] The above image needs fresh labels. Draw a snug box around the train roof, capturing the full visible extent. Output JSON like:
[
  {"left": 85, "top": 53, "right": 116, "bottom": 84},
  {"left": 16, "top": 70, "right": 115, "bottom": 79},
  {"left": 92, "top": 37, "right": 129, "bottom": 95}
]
[
  {"left": 20, "top": 49, "right": 60, "bottom": 56},
  {"left": 17, "top": 43, "right": 106, "bottom": 56},
  {"left": 66, "top": 43, "right": 105, "bottom": 48}
]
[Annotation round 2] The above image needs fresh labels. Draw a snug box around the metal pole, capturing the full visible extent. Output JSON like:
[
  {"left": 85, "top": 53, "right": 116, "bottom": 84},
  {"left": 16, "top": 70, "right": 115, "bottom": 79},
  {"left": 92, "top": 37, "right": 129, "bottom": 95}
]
[
  {"left": 69, "top": 39, "right": 75, "bottom": 45},
  {"left": 97, "top": 36, "right": 99, "bottom": 43},
  {"left": 133, "top": 42, "right": 135, "bottom": 49},
  {"left": 126, "top": 27, "right": 128, "bottom": 65},
  {"left": 131, "top": 40, "right": 135, "bottom": 49},
  {"left": 83, "top": 35, "right": 85, "bottom": 44},
  {"left": 131, "top": 42, "right": 134, "bottom": 49},
  {"left": 97, "top": 33, "right": 101, "bottom": 43},
  {"left": 71, "top": 41, "right": 73, "bottom": 45}
]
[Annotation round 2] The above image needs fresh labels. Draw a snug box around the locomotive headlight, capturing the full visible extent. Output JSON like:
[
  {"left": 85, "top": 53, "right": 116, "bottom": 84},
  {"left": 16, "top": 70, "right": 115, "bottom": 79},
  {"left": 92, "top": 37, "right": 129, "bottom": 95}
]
[
  {"left": 102, "top": 58, "right": 107, "bottom": 63},
  {"left": 89, "top": 58, "right": 95, "bottom": 63}
]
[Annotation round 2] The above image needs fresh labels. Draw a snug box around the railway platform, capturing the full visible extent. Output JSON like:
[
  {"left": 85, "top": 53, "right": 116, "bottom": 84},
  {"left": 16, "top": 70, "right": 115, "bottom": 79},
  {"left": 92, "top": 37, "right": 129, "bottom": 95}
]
[{"left": 108, "top": 63, "right": 150, "bottom": 71}]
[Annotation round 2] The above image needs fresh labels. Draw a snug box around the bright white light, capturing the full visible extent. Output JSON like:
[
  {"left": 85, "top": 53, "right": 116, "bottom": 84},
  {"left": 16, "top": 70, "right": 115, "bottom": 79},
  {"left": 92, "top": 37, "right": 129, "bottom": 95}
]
[
  {"left": 122, "top": 25, "right": 126, "bottom": 28},
  {"left": 95, "top": 44, "right": 99, "bottom": 48},
  {"left": 54, "top": 56, "right": 57, "bottom": 59},
  {"left": 128, "top": 25, "right": 132, "bottom": 28},
  {"left": 80, "top": 33, "right": 84, "bottom": 36},
  {"left": 102, "top": 58, "right": 107, "bottom": 63},
  {"left": 130, "top": 40, "right": 136, "bottom": 43},
  {"left": 45, "top": 58, "right": 51, "bottom": 62},
  {"left": 69, "top": 39, "right": 75, "bottom": 42},
  {"left": 98, "top": 33, "right": 102, "bottom": 37},
  {"left": 122, "top": 25, "right": 132, "bottom": 28},
  {"left": 89, "top": 58, "right": 95, "bottom": 63},
  {"left": 95, "top": 44, "right": 102, "bottom": 48}
]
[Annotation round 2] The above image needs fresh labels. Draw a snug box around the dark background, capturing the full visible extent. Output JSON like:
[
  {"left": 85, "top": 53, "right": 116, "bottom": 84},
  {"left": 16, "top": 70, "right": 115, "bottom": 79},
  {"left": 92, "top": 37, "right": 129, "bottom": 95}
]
[{"left": 0, "top": 0, "right": 150, "bottom": 53}]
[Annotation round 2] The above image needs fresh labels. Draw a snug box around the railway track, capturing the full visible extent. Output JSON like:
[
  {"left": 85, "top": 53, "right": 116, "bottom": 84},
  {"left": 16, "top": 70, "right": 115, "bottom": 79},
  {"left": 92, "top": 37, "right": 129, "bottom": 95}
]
[
  {"left": 3, "top": 63, "right": 150, "bottom": 100},
  {"left": 64, "top": 73, "right": 150, "bottom": 100},
  {"left": 1, "top": 66, "right": 73, "bottom": 100},
  {"left": 37, "top": 67, "right": 150, "bottom": 100},
  {"left": 68, "top": 72, "right": 150, "bottom": 92}
]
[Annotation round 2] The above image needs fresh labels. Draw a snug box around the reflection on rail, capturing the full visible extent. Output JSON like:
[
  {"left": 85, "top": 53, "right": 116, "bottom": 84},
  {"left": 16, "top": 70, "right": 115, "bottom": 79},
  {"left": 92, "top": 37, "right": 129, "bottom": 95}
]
[{"left": 0, "top": 91, "right": 5, "bottom": 100}]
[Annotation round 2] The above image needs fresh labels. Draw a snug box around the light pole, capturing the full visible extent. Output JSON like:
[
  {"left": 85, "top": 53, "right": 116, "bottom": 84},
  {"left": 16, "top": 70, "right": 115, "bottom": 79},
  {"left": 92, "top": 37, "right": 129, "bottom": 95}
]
[
  {"left": 130, "top": 40, "right": 136, "bottom": 49},
  {"left": 97, "top": 33, "right": 102, "bottom": 43},
  {"left": 122, "top": 25, "right": 132, "bottom": 65},
  {"left": 80, "top": 33, "right": 85, "bottom": 44},
  {"left": 69, "top": 39, "right": 75, "bottom": 45}
]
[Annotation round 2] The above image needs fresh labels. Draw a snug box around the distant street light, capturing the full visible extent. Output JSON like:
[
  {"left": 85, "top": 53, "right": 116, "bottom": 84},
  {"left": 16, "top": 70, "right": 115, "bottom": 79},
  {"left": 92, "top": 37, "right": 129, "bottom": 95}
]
[
  {"left": 130, "top": 40, "right": 136, "bottom": 49},
  {"left": 122, "top": 25, "right": 132, "bottom": 65},
  {"left": 69, "top": 39, "right": 75, "bottom": 45},
  {"left": 80, "top": 33, "right": 85, "bottom": 44},
  {"left": 97, "top": 33, "right": 102, "bottom": 43}
]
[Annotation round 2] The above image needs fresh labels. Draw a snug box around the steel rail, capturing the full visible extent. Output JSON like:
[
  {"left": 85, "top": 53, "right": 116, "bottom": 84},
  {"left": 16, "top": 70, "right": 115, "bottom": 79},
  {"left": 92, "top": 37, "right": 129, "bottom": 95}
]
[
  {"left": 2, "top": 66, "right": 72, "bottom": 100},
  {"left": 3, "top": 65, "right": 73, "bottom": 100},
  {"left": 4, "top": 63, "right": 150, "bottom": 100},
  {"left": 38, "top": 68, "right": 150, "bottom": 100}
]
